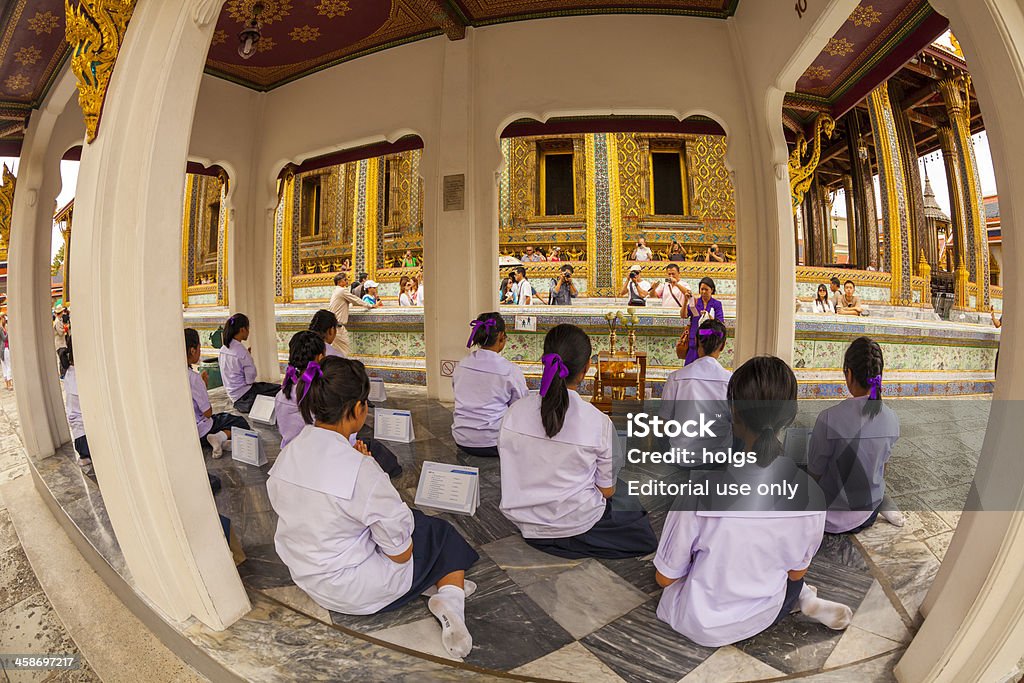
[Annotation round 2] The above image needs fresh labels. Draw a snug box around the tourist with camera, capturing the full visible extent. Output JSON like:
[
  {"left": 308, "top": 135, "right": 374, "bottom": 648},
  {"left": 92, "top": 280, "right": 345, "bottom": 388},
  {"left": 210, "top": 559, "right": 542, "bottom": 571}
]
[
  {"left": 549, "top": 264, "right": 578, "bottom": 305},
  {"left": 619, "top": 264, "right": 652, "bottom": 306}
]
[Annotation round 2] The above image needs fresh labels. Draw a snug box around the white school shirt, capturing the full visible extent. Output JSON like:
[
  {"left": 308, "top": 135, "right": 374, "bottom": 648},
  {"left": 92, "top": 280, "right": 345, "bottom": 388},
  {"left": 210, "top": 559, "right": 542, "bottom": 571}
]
[
  {"left": 63, "top": 365, "right": 86, "bottom": 440},
  {"left": 655, "top": 504, "right": 826, "bottom": 647},
  {"left": 498, "top": 391, "right": 615, "bottom": 538},
  {"left": 451, "top": 349, "right": 529, "bottom": 448},
  {"left": 807, "top": 395, "right": 899, "bottom": 533},
  {"left": 813, "top": 299, "right": 835, "bottom": 314},
  {"left": 660, "top": 356, "right": 733, "bottom": 460},
  {"left": 324, "top": 342, "right": 344, "bottom": 358},
  {"left": 188, "top": 368, "right": 214, "bottom": 438},
  {"left": 218, "top": 339, "right": 257, "bottom": 402},
  {"left": 267, "top": 426, "right": 414, "bottom": 615},
  {"left": 275, "top": 388, "right": 305, "bottom": 449}
]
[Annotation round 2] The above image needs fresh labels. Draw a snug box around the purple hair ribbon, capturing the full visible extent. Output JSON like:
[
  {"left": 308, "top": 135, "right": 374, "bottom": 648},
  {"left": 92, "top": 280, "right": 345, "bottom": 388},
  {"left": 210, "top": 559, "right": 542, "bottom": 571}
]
[
  {"left": 867, "top": 374, "right": 883, "bottom": 400},
  {"left": 298, "top": 360, "right": 323, "bottom": 404},
  {"left": 227, "top": 315, "right": 236, "bottom": 325},
  {"left": 467, "top": 318, "right": 497, "bottom": 348},
  {"left": 284, "top": 365, "right": 300, "bottom": 386},
  {"left": 539, "top": 353, "right": 570, "bottom": 397},
  {"left": 698, "top": 328, "right": 723, "bottom": 337}
]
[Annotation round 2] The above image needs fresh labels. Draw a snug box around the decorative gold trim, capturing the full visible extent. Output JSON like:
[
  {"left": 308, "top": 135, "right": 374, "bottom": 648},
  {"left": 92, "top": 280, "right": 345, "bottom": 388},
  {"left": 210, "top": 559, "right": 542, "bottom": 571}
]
[
  {"left": 65, "top": 0, "right": 137, "bottom": 143},
  {"left": 365, "top": 157, "right": 379, "bottom": 279},
  {"left": 180, "top": 173, "right": 193, "bottom": 305},
  {"left": 584, "top": 135, "right": 598, "bottom": 294},
  {"left": 282, "top": 171, "right": 296, "bottom": 302},
  {"left": 788, "top": 114, "right": 835, "bottom": 214},
  {"left": 0, "top": 164, "right": 15, "bottom": 262}
]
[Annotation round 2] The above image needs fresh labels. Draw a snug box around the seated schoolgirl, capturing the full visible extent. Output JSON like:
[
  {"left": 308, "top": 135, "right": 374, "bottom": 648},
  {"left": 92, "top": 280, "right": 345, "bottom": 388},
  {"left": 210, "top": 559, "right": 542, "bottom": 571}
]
[
  {"left": 661, "top": 318, "right": 732, "bottom": 456},
  {"left": 266, "top": 356, "right": 478, "bottom": 658},
  {"left": 654, "top": 356, "right": 853, "bottom": 647},
  {"left": 451, "top": 313, "right": 528, "bottom": 458},
  {"left": 808, "top": 337, "right": 904, "bottom": 532},
  {"left": 185, "top": 329, "right": 250, "bottom": 458},
  {"left": 309, "top": 309, "right": 345, "bottom": 358},
  {"left": 217, "top": 313, "right": 281, "bottom": 413},
  {"left": 61, "top": 337, "right": 92, "bottom": 472},
  {"left": 498, "top": 324, "right": 658, "bottom": 559},
  {"left": 275, "top": 332, "right": 403, "bottom": 476}
]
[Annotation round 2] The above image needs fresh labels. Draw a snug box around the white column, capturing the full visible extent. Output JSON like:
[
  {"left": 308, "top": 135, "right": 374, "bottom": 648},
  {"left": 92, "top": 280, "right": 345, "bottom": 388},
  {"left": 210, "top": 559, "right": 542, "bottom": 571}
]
[
  {"left": 226, "top": 165, "right": 279, "bottom": 380},
  {"left": 69, "top": 0, "right": 249, "bottom": 629},
  {"left": 894, "top": 1, "right": 1024, "bottom": 681},
  {"left": 423, "top": 32, "right": 496, "bottom": 401},
  {"left": 9, "top": 70, "right": 81, "bottom": 458}
]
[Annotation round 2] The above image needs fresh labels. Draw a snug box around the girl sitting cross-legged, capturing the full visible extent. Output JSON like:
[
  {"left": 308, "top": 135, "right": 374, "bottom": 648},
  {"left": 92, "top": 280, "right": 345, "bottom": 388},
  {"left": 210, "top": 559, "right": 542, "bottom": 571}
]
[
  {"left": 654, "top": 356, "right": 853, "bottom": 647},
  {"left": 498, "top": 323, "right": 658, "bottom": 559},
  {"left": 267, "top": 356, "right": 478, "bottom": 658},
  {"left": 217, "top": 313, "right": 280, "bottom": 413}
]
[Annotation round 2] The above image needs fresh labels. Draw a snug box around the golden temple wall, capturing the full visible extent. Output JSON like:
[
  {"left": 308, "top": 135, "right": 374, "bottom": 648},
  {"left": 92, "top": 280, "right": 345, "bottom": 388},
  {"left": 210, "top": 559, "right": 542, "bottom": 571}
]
[{"left": 181, "top": 173, "right": 227, "bottom": 307}]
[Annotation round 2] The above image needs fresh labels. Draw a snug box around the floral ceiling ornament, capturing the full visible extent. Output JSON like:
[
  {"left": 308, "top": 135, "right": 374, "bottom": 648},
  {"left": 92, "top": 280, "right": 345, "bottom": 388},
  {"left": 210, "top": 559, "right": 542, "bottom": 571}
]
[
  {"left": 14, "top": 46, "right": 43, "bottom": 66},
  {"left": 256, "top": 35, "right": 276, "bottom": 52},
  {"left": 211, "top": 28, "right": 228, "bottom": 46},
  {"left": 4, "top": 74, "right": 30, "bottom": 94},
  {"left": 0, "top": 164, "right": 16, "bottom": 260},
  {"left": 28, "top": 10, "right": 61, "bottom": 34},
  {"left": 65, "top": 0, "right": 138, "bottom": 143},
  {"left": 804, "top": 65, "right": 832, "bottom": 81},
  {"left": 226, "top": 0, "right": 292, "bottom": 26},
  {"left": 848, "top": 4, "right": 882, "bottom": 28},
  {"left": 824, "top": 37, "right": 854, "bottom": 58},
  {"left": 289, "top": 24, "right": 320, "bottom": 43},
  {"left": 316, "top": 0, "right": 350, "bottom": 19}
]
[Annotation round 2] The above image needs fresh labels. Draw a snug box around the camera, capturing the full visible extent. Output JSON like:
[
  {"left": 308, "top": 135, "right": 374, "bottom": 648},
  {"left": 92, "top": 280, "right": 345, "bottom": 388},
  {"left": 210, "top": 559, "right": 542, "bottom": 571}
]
[{"left": 629, "top": 271, "right": 638, "bottom": 279}]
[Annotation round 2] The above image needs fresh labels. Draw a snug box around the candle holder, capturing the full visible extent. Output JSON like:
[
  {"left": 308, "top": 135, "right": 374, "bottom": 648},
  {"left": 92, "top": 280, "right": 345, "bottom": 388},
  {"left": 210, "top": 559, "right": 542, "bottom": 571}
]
[
  {"left": 604, "top": 311, "right": 619, "bottom": 354},
  {"left": 623, "top": 314, "right": 640, "bottom": 356}
]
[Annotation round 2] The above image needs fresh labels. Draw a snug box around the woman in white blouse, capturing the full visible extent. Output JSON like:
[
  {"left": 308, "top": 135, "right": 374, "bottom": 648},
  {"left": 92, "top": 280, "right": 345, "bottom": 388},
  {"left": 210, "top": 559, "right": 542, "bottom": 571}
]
[{"left": 812, "top": 284, "right": 835, "bottom": 313}]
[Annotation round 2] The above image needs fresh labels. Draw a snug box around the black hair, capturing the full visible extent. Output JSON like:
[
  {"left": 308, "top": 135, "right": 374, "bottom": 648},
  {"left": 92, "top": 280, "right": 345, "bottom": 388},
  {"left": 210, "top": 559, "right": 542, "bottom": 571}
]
[
  {"left": 223, "top": 313, "right": 249, "bottom": 347},
  {"left": 515, "top": 266, "right": 527, "bottom": 278},
  {"left": 696, "top": 318, "right": 727, "bottom": 358},
  {"left": 816, "top": 284, "right": 830, "bottom": 302},
  {"left": 62, "top": 335, "right": 75, "bottom": 373},
  {"left": 727, "top": 356, "right": 798, "bottom": 466},
  {"left": 844, "top": 279, "right": 855, "bottom": 288},
  {"left": 283, "top": 330, "right": 325, "bottom": 400},
  {"left": 333, "top": 272, "right": 346, "bottom": 285},
  {"left": 299, "top": 355, "right": 370, "bottom": 426},
  {"left": 357, "top": 272, "right": 368, "bottom": 282},
  {"left": 830, "top": 276, "right": 841, "bottom": 287},
  {"left": 560, "top": 264, "right": 574, "bottom": 274},
  {"left": 666, "top": 263, "right": 680, "bottom": 272},
  {"left": 184, "top": 328, "right": 200, "bottom": 354},
  {"left": 308, "top": 309, "right": 339, "bottom": 339},
  {"left": 469, "top": 312, "right": 505, "bottom": 348},
  {"left": 698, "top": 276, "right": 716, "bottom": 294},
  {"left": 843, "top": 336, "right": 884, "bottom": 417},
  {"left": 540, "top": 324, "right": 592, "bottom": 438}
]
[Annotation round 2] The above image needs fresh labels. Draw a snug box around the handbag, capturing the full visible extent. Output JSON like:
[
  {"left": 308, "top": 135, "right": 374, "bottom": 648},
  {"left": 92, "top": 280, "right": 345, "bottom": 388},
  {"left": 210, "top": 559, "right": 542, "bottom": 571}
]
[{"left": 676, "top": 331, "right": 690, "bottom": 360}]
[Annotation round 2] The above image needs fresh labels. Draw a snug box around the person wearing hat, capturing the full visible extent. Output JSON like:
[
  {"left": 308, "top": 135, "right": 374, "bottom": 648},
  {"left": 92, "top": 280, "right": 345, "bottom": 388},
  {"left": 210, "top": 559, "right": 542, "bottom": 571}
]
[
  {"left": 548, "top": 264, "right": 578, "bottom": 305},
  {"left": 361, "top": 279, "right": 381, "bottom": 306},
  {"left": 328, "top": 272, "right": 379, "bottom": 356},
  {"left": 619, "top": 264, "right": 652, "bottom": 306}
]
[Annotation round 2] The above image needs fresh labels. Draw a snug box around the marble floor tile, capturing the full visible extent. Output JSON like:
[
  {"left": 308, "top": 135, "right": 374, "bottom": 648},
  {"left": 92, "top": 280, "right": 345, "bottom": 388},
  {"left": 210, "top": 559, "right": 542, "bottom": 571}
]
[
  {"left": 823, "top": 626, "right": 902, "bottom": 669},
  {"left": 330, "top": 596, "right": 433, "bottom": 634},
  {"left": 849, "top": 581, "right": 911, "bottom": 643},
  {"left": 733, "top": 613, "right": 846, "bottom": 675},
  {"left": 262, "top": 585, "right": 331, "bottom": 623},
  {"left": 798, "top": 650, "right": 902, "bottom": 682},
  {"left": 582, "top": 602, "right": 716, "bottom": 683},
  {"left": 0, "top": 546, "right": 40, "bottom": 612},
  {"left": 923, "top": 531, "right": 954, "bottom": 561},
  {"left": 238, "top": 510, "right": 279, "bottom": 548},
  {"left": 481, "top": 535, "right": 583, "bottom": 588},
  {"left": 857, "top": 538, "right": 940, "bottom": 618},
  {"left": 241, "top": 484, "right": 273, "bottom": 515},
  {"left": 598, "top": 554, "right": 662, "bottom": 596},
  {"left": 522, "top": 560, "right": 650, "bottom": 639},
  {"left": 678, "top": 645, "right": 785, "bottom": 683},
  {"left": 805, "top": 552, "right": 873, "bottom": 609},
  {"left": 370, "top": 617, "right": 463, "bottom": 662},
  {"left": 512, "top": 642, "right": 626, "bottom": 682},
  {"left": 438, "top": 496, "right": 518, "bottom": 547},
  {"left": 916, "top": 484, "right": 971, "bottom": 516},
  {"left": 0, "top": 508, "right": 18, "bottom": 551}
]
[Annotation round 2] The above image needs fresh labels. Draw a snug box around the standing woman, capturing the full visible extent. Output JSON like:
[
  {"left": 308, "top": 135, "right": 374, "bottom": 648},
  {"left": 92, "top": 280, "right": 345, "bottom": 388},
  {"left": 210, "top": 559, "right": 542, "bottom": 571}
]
[
  {"left": 0, "top": 314, "right": 10, "bottom": 390},
  {"left": 218, "top": 313, "right": 281, "bottom": 413},
  {"left": 681, "top": 276, "right": 724, "bottom": 366},
  {"left": 451, "top": 313, "right": 528, "bottom": 457},
  {"left": 498, "top": 324, "right": 658, "bottom": 559}
]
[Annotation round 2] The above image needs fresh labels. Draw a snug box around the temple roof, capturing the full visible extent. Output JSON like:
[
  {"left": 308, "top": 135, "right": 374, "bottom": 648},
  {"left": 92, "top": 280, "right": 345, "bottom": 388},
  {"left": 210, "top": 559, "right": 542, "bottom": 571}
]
[
  {"left": 923, "top": 176, "right": 949, "bottom": 222},
  {"left": 0, "top": 0, "right": 954, "bottom": 154}
]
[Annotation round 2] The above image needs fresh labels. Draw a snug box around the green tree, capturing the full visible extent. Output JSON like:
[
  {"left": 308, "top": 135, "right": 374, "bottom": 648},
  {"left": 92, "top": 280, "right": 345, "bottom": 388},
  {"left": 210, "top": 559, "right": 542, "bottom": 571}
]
[{"left": 51, "top": 243, "right": 65, "bottom": 277}]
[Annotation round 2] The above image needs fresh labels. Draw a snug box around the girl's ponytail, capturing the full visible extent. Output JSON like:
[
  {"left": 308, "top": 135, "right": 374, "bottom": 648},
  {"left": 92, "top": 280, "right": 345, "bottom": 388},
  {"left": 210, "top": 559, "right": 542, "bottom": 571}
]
[
  {"left": 539, "top": 324, "right": 592, "bottom": 438},
  {"left": 283, "top": 330, "right": 324, "bottom": 400},
  {"left": 222, "top": 313, "right": 250, "bottom": 347},
  {"left": 843, "top": 337, "right": 884, "bottom": 417},
  {"left": 467, "top": 312, "right": 505, "bottom": 348}
]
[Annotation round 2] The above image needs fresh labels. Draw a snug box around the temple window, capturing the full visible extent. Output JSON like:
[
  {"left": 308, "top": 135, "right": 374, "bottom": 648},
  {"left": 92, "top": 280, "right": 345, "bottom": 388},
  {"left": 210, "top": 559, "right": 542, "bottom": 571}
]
[
  {"left": 300, "top": 175, "right": 322, "bottom": 238},
  {"left": 650, "top": 143, "right": 688, "bottom": 216},
  {"left": 539, "top": 144, "right": 575, "bottom": 216},
  {"left": 207, "top": 201, "right": 220, "bottom": 254}
]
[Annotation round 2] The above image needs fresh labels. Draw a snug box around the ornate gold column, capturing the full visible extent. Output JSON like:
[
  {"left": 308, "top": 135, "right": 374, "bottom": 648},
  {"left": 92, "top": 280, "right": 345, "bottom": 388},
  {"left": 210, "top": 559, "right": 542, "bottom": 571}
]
[
  {"left": 842, "top": 174, "right": 858, "bottom": 266},
  {"left": 891, "top": 83, "right": 925, "bottom": 276},
  {"left": 280, "top": 170, "right": 296, "bottom": 303},
  {"left": 179, "top": 173, "right": 194, "bottom": 305},
  {"left": 938, "top": 77, "right": 991, "bottom": 310},
  {"left": 866, "top": 83, "right": 913, "bottom": 305},
  {"left": 938, "top": 126, "right": 970, "bottom": 308},
  {"left": 216, "top": 172, "right": 228, "bottom": 306},
  {"left": 0, "top": 164, "right": 15, "bottom": 264},
  {"left": 364, "top": 157, "right": 379, "bottom": 280}
]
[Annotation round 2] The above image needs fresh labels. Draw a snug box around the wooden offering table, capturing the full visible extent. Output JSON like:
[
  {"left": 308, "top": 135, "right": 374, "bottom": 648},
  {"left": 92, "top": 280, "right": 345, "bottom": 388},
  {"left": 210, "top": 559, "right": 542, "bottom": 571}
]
[{"left": 591, "top": 351, "right": 648, "bottom": 415}]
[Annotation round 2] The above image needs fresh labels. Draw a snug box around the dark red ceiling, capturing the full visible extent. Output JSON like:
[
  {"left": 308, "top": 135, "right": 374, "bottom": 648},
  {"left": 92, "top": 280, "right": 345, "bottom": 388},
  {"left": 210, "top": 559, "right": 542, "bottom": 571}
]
[{"left": 0, "top": 0, "right": 952, "bottom": 153}]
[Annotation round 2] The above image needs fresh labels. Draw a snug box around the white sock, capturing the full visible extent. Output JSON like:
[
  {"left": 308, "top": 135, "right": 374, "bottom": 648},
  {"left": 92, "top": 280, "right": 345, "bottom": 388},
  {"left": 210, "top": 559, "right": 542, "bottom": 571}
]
[
  {"left": 222, "top": 435, "right": 233, "bottom": 452},
  {"left": 206, "top": 431, "right": 228, "bottom": 458},
  {"left": 798, "top": 584, "right": 853, "bottom": 630},
  {"left": 422, "top": 580, "right": 476, "bottom": 599},
  {"left": 428, "top": 585, "right": 472, "bottom": 658}
]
